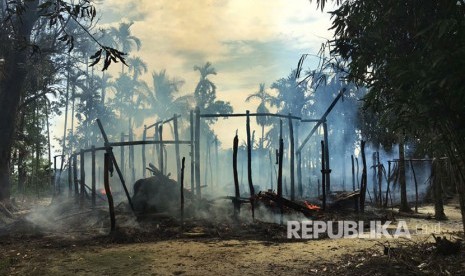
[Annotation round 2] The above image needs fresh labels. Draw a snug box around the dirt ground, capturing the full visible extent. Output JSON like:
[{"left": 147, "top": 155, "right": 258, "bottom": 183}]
[{"left": 1, "top": 198, "right": 464, "bottom": 276}]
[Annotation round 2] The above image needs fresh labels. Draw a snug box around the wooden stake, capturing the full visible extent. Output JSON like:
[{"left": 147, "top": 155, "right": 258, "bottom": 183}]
[
  {"left": 360, "top": 140, "right": 368, "bottom": 212},
  {"left": 180, "top": 157, "right": 185, "bottom": 226},
  {"left": 278, "top": 138, "right": 284, "bottom": 224},
  {"left": 174, "top": 114, "right": 181, "bottom": 184},
  {"left": 68, "top": 157, "right": 72, "bottom": 198},
  {"left": 120, "top": 132, "right": 125, "bottom": 178},
  {"left": 104, "top": 153, "right": 116, "bottom": 233},
  {"left": 80, "top": 150, "right": 85, "bottom": 209},
  {"left": 233, "top": 134, "right": 241, "bottom": 218},
  {"left": 321, "top": 141, "right": 326, "bottom": 210},
  {"left": 195, "top": 107, "right": 201, "bottom": 198},
  {"left": 246, "top": 110, "right": 255, "bottom": 220},
  {"left": 296, "top": 121, "right": 302, "bottom": 197},
  {"left": 288, "top": 113, "right": 295, "bottom": 201},
  {"left": 158, "top": 125, "right": 164, "bottom": 175},
  {"left": 142, "top": 126, "right": 147, "bottom": 178},
  {"left": 190, "top": 111, "right": 195, "bottom": 195},
  {"left": 322, "top": 121, "right": 331, "bottom": 192},
  {"left": 73, "top": 155, "right": 78, "bottom": 202},
  {"left": 410, "top": 159, "right": 419, "bottom": 213},
  {"left": 91, "top": 146, "right": 96, "bottom": 207}
]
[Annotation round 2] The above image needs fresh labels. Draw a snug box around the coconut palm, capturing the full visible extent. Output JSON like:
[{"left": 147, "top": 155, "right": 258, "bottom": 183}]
[
  {"left": 110, "top": 21, "right": 141, "bottom": 73},
  {"left": 246, "top": 83, "right": 273, "bottom": 149},
  {"left": 127, "top": 56, "right": 148, "bottom": 81}
]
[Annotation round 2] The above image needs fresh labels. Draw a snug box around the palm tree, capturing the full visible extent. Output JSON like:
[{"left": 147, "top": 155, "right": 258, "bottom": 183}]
[
  {"left": 141, "top": 69, "right": 191, "bottom": 121},
  {"left": 246, "top": 83, "right": 273, "bottom": 149},
  {"left": 128, "top": 56, "right": 148, "bottom": 81},
  {"left": 110, "top": 21, "right": 141, "bottom": 73},
  {"left": 193, "top": 62, "right": 217, "bottom": 111}
]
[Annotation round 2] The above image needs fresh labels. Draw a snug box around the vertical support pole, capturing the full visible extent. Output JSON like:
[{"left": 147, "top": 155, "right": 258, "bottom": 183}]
[
  {"left": 296, "top": 121, "right": 302, "bottom": 197},
  {"left": 153, "top": 123, "right": 159, "bottom": 169},
  {"left": 215, "top": 137, "right": 219, "bottom": 188},
  {"left": 377, "top": 152, "right": 382, "bottom": 206},
  {"left": 73, "top": 154, "right": 78, "bottom": 202},
  {"left": 142, "top": 125, "right": 147, "bottom": 178},
  {"left": 288, "top": 114, "right": 295, "bottom": 201},
  {"left": 180, "top": 157, "right": 185, "bottom": 226},
  {"left": 322, "top": 120, "right": 330, "bottom": 192},
  {"left": 384, "top": 161, "right": 391, "bottom": 208},
  {"left": 91, "top": 146, "right": 96, "bottom": 208},
  {"left": 195, "top": 107, "right": 201, "bottom": 198},
  {"left": 360, "top": 140, "right": 368, "bottom": 212},
  {"left": 277, "top": 137, "right": 284, "bottom": 224},
  {"left": 120, "top": 132, "right": 125, "bottom": 177},
  {"left": 68, "top": 157, "right": 72, "bottom": 198},
  {"left": 321, "top": 141, "right": 326, "bottom": 211},
  {"left": 233, "top": 134, "right": 241, "bottom": 219},
  {"left": 158, "top": 125, "right": 164, "bottom": 175},
  {"left": 104, "top": 153, "right": 116, "bottom": 233},
  {"left": 351, "top": 155, "right": 356, "bottom": 191},
  {"left": 410, "top": 160, "right": 419, "bottom": 213},
  {"left": 79, "top": 150, "right": 85, "bottom": 208},
  {"left": 53, "top": 155, "right": 58, "bottom": 194},
  {"left": 173, "top": 115, "right": 181, "bottom": 183},
  {"left": 190, "top": 111, "right": 195, "bottom": 195},
  {"left": 129, "top": 127, "right": 135, "bottom": 185},
  {"left": 246, "top": 111, "right": 255, "bottom": 197}
]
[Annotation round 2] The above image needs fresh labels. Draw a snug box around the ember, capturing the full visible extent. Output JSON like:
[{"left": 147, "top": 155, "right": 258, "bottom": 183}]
[{"left": 304, "top": 201, "right": 321, "bottom": 211}]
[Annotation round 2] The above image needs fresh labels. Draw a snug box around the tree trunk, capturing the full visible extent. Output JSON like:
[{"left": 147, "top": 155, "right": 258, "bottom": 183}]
[
  {"left": 398, "top": 137, "right": 411, "bottom": 212},
  {"left": 0, "top": 1, "right": 39, "bottom": 200}
]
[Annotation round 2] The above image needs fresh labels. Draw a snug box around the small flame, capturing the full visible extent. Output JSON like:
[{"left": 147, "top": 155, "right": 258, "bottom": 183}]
[{"left": 304, "top": 201, "right": 321, "bottom": 210}]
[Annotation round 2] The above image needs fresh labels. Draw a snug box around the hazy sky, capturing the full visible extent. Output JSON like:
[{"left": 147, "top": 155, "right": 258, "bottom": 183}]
[{"left": 52, "top": 0, "right": 335, "bottom": 149}]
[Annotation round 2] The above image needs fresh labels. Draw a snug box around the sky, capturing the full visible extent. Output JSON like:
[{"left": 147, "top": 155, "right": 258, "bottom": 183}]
[{"left": 52, "top": 0, "right": 335, "bottom": 150}]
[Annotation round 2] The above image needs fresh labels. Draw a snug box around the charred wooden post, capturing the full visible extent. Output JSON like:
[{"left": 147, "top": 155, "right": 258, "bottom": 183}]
[
  {"left": 352, "top": 155, "right": 358, "bottom": 211},
  {"left": 79, "top": 149, "right": 85, "bottom": 209},
  {"left": 214, "top": 136, "right": 219, "bottom": 189},
  {"left": 410, "top": 160, "right": 419, "bottom": 213},
  {"left": 153, "top": 123, "right": 159, "bottom": 168},
  {"left": 288, "top": 114, "right": 295, "bottom": 201},
  {"left": 195, "top": 107, "right": 201, "bottom": 198},
  {"left": 377, "top": 152, "right": 383, "bottom": 206},
  {"left": 321, "top": 141, "right": 326, "bottom": 211},
  {"left": 120, "top": 132, "right": 125, "bottom": 177},
  {"left": 180, "top": 157, "right": 185, "bottom": 226},
  {"left": 96, "top": 119, "right": 134, "bottom": 211},
  {"left": 68, "top": 157, "right": 72, "bottom": 198},
  {"left": 360, "top": 140, "right": 368, "bottom": 212},
  {"left": 129, "top": 124, "right": 135, "bottom": 185},
  {"left": 158, "top": 125, "right": 164, "bottom": 175},
  {"left": 173, "top": 114, "right": 181, "bottom": 184},
  {"left": 372, "top": 152, "right": 378, "bottom": 204},
  {"left": 356, "top": 157, "right": 360, "bottom": 189},
  {"left": 73, "top": 154, "right": 79, "bottom": 202},
  {"left": 53, "top": 155, "right": 58, "bottom": 194},
  {"left": 322, "top": 120, "right": 331, "bottom": 192},
  {"left": 246, "top": 110, "right": 255, "bottom": 220},
  {"left": 384, "top": 161, "right": 391, "bottom": 208},
  {"left": 142, "top": 125, "right": 147, "bottom": 178},
  {"left": 277, "top": 137, "right": 284, "bottom": 224},
  {"left": 269, "top": 151, "right": 274, "bottom": 190},
  {"left": 103, "top": 153, "right": 116, "bottom": 233},
  {"left": 233, "top": 134, "right": 241, "bottom": 218},
  {"left": 296, "top": 121, "right": 302, "bottom": 197},
  {"left": 91, "top": 146, "right": 96, "bottom": 208},
  {"left": 190, "top": 111, "right": 195, "bottom": 194}
]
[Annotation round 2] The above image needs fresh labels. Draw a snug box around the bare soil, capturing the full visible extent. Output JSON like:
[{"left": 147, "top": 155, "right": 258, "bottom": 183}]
[{"left": 0, "top": 197, "right": 464, "bottom": 276}]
